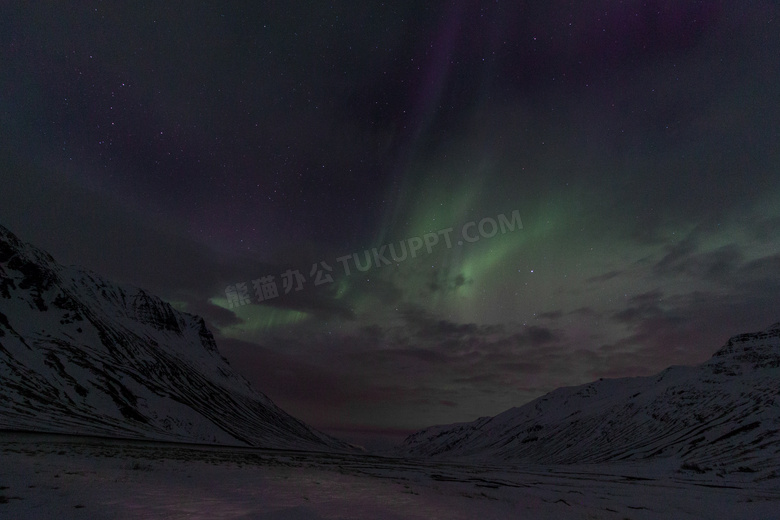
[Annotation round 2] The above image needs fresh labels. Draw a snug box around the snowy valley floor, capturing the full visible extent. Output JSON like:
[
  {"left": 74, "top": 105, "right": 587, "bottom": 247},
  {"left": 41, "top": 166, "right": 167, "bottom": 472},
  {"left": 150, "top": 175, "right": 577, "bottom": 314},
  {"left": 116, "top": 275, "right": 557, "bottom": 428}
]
[{"left": 1, "top": 433, "right": 778, "bottom": 519}]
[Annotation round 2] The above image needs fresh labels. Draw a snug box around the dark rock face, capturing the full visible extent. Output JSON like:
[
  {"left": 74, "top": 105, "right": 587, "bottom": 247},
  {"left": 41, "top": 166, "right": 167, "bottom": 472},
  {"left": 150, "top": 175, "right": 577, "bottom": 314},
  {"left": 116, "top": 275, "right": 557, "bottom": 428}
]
[{"left": 0, "top": 224, "right": 350, "bottom": 451}]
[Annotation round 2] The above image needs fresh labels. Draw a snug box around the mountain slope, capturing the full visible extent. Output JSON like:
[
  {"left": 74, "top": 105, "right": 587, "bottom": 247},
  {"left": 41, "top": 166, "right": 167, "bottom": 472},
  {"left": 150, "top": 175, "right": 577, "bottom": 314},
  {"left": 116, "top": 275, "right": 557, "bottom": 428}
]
[
  {"left": 400, "top": 323, "right": 780, "bottom": 474},
  {"left": 0, "top": 224, "right": 350, "bottom": 450}
]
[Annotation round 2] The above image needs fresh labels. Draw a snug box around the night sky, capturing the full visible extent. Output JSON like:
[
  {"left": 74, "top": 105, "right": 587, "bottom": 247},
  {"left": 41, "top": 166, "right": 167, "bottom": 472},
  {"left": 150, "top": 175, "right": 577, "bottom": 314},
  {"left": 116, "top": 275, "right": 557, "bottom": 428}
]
[{"left": 3, "top": 1, "right": 780, "bottom": 449}]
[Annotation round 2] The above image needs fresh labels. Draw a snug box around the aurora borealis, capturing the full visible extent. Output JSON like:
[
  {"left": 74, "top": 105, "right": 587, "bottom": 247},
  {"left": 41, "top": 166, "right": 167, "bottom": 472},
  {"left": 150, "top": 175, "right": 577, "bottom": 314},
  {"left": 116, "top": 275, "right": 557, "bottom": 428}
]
[{"left": 2, "top": 1, "right": 780, "bottom": 449}]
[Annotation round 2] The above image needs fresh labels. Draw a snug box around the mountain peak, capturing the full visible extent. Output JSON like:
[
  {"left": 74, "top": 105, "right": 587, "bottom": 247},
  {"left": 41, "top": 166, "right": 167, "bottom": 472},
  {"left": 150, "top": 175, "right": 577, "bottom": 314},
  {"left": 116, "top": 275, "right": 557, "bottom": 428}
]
[
  {"left": 709, "top": 322, "right": 780, "bottom": 369},
  {"left": 400, "top": 322, "right": 780, "bottom": 474},
  {"left": 766, "top": 322, "right": 780, "bottom": 333},
  {"left": 0, "top": 225, "right": 57, "bottom": 271},
  {"left": 129, "top": 288, "right": 185, "bottom": 334},
  {"left": 0, "top": 223, "right": 350, "bottom": 451}
]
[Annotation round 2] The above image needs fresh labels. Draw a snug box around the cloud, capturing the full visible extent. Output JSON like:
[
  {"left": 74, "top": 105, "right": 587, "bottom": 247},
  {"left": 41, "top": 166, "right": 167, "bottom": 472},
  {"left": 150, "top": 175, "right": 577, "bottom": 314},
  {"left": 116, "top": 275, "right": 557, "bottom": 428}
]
[
  {"left": 250, "top": 285, "right": 357, "bottom": 321},
  {"left": 654, "top": 242, "right": 743, "bottom": 282},
  {"left": 587, "top": 270, "right": 624, "bottom": 283},
  {"left": 511, "top": 326, "right": 556, "bottom": 346},
  {"left": 612, "top": 290, "right": 666, "bottom": 324},
  {"left": 400, "top": 307, "right": 504, "bottom": 340}
]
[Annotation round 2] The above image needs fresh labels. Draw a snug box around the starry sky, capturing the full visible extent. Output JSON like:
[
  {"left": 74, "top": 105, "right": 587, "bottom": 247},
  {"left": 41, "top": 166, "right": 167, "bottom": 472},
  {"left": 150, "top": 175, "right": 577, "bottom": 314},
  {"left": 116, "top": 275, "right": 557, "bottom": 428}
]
[{"left": 2, "top": 1, "right": 780, "bottom": 450}]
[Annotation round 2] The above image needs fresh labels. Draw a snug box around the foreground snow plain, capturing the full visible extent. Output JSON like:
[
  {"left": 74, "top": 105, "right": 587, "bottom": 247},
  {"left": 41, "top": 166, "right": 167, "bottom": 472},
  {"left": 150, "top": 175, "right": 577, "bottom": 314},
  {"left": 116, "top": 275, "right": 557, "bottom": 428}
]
[{"left": 1, "top": 433, "right": 778, "bottom": 519}]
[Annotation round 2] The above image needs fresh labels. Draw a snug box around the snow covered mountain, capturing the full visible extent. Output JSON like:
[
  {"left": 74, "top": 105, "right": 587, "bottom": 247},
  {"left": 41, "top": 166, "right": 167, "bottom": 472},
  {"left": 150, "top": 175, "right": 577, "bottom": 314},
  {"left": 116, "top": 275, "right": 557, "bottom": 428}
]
[
  {"left": 400, "top": 323, "right": 780, "bottom": 474},
  {"left": 0, "top": 224, "right": 350, "bottom": 450}
]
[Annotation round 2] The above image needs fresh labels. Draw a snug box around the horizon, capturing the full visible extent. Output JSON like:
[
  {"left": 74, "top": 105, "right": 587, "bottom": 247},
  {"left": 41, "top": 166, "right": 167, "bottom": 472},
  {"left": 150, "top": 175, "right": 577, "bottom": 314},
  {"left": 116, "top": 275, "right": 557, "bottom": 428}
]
[{"left": 3, "top": 1, "right": 780, "bottom": 451}]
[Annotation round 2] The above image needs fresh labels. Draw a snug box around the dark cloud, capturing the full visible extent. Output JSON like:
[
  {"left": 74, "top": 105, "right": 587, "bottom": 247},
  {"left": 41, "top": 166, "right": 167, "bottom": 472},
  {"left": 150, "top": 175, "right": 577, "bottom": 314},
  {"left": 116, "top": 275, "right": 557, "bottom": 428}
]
[
  {"left": 654, "top": 235, "right": 700, "bottom": 275},
  {"left": 654, "top": 241, "right": 743, "bottom": 282},
  {"left": 739, "top": 254, "right": 780, "bottom": 283},
  {"left": 587, "top": 270, "right": 623, "bottom": 283},
  {"left": 569, "top": 307, "right": 602, "bottom": 318},
  {"left": 390, "top": 348, "right": 447, "bottom": 364},
  {"left": 612, "top": 290, "right": 666, "bottom": 324},
  {"left": 511, "top": 326, "right": 556, "bottom": 347},
  {"left": 400, "top": 308, "right": 503, "bottom": 341},
  {"left": 500, "top": 361, "right": 542, "bottom": 373}
]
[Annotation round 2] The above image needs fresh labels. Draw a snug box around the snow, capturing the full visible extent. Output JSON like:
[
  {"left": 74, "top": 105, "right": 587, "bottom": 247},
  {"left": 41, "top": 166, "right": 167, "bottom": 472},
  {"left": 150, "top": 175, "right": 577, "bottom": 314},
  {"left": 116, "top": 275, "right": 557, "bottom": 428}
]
[
  {"left": 399, "top": 323, "right": 780, "bottom": 477},
  {"left": 1, "top": 433, "right": 778, "bottom": 519},
  {"left": 0, "top": 224, "right": 350, "bottom": 451}
]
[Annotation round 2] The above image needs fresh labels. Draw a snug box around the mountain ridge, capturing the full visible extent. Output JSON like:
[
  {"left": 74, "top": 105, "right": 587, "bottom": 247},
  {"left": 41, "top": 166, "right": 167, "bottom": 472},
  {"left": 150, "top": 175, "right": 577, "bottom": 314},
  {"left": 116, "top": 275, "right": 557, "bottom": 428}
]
[
  {"left": 0, "top": 224, "right": 351, "bottom": 451},
  {"left": 399, "top": 322, "right": 780, "bottom": 476}
]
